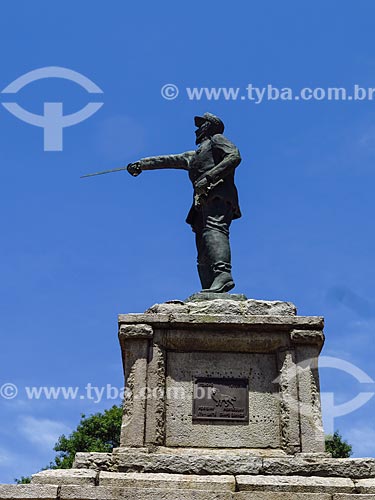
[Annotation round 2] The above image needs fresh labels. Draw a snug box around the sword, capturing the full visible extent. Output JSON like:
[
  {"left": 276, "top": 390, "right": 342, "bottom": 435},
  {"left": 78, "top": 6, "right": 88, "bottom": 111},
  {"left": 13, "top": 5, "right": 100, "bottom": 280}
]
[
  {"left": 194, "top": 178, "right": 224, "bottom": 207},
  {"left": 80, "top": 163, "right": 142, "bottom": 178},
  {"left": 80, "top": 166, "right": 128, "bottom": 178}
]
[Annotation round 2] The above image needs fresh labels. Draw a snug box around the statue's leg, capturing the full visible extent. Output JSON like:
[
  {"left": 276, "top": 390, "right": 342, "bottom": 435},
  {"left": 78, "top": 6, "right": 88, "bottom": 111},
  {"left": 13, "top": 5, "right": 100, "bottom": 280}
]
[
  {"left": 201, "top": 228, "right": 234, "bottom": 293},
  {"left": 191, "top": 199, "right": 235, "bottom": 292},
  {"left": 201, "top": 199, "right": 235, "bottom": 293},
  {"left": 193, "top": 214, "right": 214, "bottom": 289},
  {"left": 196, "top": 233, "right": 214, "bottom": 289}
]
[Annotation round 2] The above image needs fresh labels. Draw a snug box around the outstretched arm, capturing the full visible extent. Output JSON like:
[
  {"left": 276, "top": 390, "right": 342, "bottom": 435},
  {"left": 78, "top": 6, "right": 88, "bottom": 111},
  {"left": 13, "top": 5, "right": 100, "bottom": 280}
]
[{"left": 128, "top": 151, "right": 194, "bottom": 176}]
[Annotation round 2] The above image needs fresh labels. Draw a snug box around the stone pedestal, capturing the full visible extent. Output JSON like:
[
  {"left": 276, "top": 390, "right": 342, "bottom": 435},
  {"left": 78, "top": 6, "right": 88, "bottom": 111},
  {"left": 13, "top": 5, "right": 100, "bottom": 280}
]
[
  {"left": 117, "top": 298, "right": 325, "bottom": 455},
  {"left": 4, "top": 299, "right": 375, "bottom": 500}
]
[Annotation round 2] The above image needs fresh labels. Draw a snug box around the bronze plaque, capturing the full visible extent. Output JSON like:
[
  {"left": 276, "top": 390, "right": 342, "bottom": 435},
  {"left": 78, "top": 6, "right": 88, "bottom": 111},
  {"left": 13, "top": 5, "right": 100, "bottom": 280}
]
[{"left": 192, "top": 377, "right": 249, "bottom": 421}]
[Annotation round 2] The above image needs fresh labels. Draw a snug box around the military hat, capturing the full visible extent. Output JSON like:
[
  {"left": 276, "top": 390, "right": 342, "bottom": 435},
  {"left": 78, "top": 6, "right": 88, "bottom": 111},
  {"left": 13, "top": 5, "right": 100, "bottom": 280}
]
[{"left": 194, "top": 112, "right": 225, "bottom": 134}]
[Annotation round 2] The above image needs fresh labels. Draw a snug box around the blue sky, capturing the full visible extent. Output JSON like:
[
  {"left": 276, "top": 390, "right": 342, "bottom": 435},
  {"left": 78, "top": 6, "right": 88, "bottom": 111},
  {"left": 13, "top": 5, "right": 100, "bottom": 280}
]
[{"left": 1, "top": 0, "right": 375, "bottom": 482}]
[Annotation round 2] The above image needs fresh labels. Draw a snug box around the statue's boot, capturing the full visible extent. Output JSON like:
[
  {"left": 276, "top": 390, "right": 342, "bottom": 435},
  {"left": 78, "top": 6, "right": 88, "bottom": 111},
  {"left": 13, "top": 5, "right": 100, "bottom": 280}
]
[
  {"left": 201, "top": 229, "right": 235, "bottom": 293},
  {"left": 204, "top": 261, "right": 235, "bottom": 293},
  {"left": 197, "top": 264, "right": 213, "bottom": 290}
]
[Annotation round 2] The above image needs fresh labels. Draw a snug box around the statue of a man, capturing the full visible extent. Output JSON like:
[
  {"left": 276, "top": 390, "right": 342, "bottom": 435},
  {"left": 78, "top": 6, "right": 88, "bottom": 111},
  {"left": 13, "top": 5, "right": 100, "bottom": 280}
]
[{"left": 127, "top": 113, "right": 242, "bottom": 293}]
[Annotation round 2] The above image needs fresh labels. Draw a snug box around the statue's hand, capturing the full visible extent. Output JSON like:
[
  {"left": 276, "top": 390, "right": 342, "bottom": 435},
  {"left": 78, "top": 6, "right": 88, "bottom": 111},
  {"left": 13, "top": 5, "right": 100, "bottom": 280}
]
[{"left": 127, "top": 162, "right": 142, "bottom": 177}]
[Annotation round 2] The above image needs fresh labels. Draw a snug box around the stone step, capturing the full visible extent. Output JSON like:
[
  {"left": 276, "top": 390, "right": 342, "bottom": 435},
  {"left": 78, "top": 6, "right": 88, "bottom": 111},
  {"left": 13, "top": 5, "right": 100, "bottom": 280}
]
[
  {"left": 74, "top": 451, "right": 375, "bottom": 479},
  {"left": 98, "top": 471, "right": 235, "bottom": 491},
  {"left": 236, "top": 475, "right": 355, "bottom": 494},
  {"left": 3, "top": 484, "right": 375, "bottom": 500},
  {"left": 27, "top": 469, "right": 375, "bottom": 496}
]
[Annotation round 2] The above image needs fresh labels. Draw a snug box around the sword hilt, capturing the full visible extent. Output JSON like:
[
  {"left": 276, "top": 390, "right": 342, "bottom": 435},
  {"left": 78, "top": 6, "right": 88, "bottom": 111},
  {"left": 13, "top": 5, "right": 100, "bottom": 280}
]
[{"left": 127, "top": 162, "right": 142, "bottom": 177}]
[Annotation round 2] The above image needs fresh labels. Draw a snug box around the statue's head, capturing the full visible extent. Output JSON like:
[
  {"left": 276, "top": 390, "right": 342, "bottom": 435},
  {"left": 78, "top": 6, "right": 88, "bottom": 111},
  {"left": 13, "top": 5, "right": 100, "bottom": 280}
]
[{"left": 194, "top": 112, "right": 224, "bottom": 144}]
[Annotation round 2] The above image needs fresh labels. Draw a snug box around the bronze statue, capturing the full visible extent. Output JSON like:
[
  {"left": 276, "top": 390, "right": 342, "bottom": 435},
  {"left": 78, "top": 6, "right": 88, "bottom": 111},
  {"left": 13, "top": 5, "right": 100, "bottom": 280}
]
[
  {"left": 82, "top": 113, "right": 242, "bottom": 293},
  {"left": 127, "top": 113, "right": 242, "bottom": 293}
]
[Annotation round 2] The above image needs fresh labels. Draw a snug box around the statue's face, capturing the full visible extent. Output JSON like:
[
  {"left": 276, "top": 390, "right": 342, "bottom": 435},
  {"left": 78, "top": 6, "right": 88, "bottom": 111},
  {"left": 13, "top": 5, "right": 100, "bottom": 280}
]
[{"left": 195, "top": 120, "right": 211, "bottom": 145}]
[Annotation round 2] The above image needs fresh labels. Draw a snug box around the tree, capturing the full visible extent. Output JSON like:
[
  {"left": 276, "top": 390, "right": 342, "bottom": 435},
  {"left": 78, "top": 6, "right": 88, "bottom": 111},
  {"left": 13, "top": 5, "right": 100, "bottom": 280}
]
[
  {"left": 52, "top": 405, "right": 122, "bottom": 469},
  {"left": 15, "top": 477, "right": 31, "bottom": 485},
  {"left": 325, "top": 431, "right": 353, "bottom": 458}
]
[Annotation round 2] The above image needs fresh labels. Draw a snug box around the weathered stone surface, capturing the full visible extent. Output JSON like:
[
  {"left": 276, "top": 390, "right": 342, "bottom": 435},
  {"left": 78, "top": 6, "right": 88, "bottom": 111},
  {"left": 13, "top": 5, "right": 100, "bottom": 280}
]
[
  {"left": 1, "top": 484, "right": 368, "bottom": 500},
  {"left": 117, "top": 300, "right": 325, "bottom": 452},
  {"left": 236, "top": 494, "right": 331, "bottom": 500},
  {"left": 74, "top": 451, "right": 375, "bottom": 480},
  {"left": 295, "top": 344, "right": 325, "bottom": 453},
  {"left": 98, "top": 471, "right": 235, "bottom": 491},
  {"left": 263, "top": 457, "right": 375, "bottom": 478},
  {"left": 186, "top": 293, "right": 248, "bottom": 302},
  {"left": 144, "top": 343, "right": 166, "bottom": 446},
  {"left": 296, "top": 452, "right": 332, "bottom": 459},
  {"left": 277, "top": 349, "right": 301, "bottom": 454},
  {"left": 119, "top": 312, "right": 324, "bottom": 330},
  {"left": 119, "top": 324, "right": 153, "bottom": 339},
  {"left": 74, "top": 453, "right": 115, "bottom": 471},
  {"left": 31, "top": 469, "right": 97, "bottom": 486},
  {"left": 166, "top": 351, "right": 280, "bottom": 448},
  {"left": 190, "top": 299, "right": 297, "bottom": 316},
  {"left": 74, "top": 450, "right": 278, "bottom": 474},
  {"left": 356, "top": 479, "right": 375, "bottom": 493},
  {"left": 145, "top": 301, "right": 188, "bottom": 315},
  {"left": 152, "top": 447, "right": 287, "bottom": 457},
  {"left": 333, "top": 496, "right": 375, "bottom": 500},
  {"left": 158, "top": 328, "right": 291, "bottom": 353},
  {"left": 119, "top": 337, "right": 148, "bottom": 447},
  {"left": 236, "top": 475, "right": 355, "bottom": 493},
  {"left": 147, "top": 299, "right": 297, "bottom": 317},
  {"left": 115, "top": 452, "right": 262, "bottom": 475},
  {"left": 291, "top": 330, "right": 325, "bottom": 345},
  {"left": 0, "top": 485, "right": 58, "bottom": 500},
  {"left": 59, "top": 486, "right": 233, "bottom": 500}
]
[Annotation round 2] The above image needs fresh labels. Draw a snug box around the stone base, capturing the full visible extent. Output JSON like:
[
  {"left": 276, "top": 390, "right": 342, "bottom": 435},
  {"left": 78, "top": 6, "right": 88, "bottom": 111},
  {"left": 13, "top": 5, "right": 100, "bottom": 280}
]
[
  {"left": 119, "top": 298, "right": 324, "bottom": 453},
  {"left": 148, "top": 298, "right": 297, "bottom": 315},
  {"left": 1, "top": 299, "right": 367, "bottom": 500},
  {"left": 73, "top": 450, "right": 375, "bottom": 479},
  {"left": 185, "top": 292, "right": 248, "bottom": 302},
  {"left": 2, "top": 456, "right": 375, "bottom": 499}
]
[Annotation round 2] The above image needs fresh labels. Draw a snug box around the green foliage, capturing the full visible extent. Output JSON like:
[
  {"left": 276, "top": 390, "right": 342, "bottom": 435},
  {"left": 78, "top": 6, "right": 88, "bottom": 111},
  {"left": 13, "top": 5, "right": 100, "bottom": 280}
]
[
  {"left": 15, "top": 476, "right": 31, "bottom": 484},
  {"left": 51, "top": 405, "right": 122, "bottom": 469},
  {"left": 325, "top": 431, "right": 353, "bottom": 458}
]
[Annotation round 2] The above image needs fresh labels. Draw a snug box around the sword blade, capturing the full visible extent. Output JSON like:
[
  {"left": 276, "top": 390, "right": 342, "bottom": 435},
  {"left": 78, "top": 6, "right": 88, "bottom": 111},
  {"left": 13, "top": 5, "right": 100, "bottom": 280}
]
[{"left": 80, "top": 166, "right": 127, "bottom": 178}]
